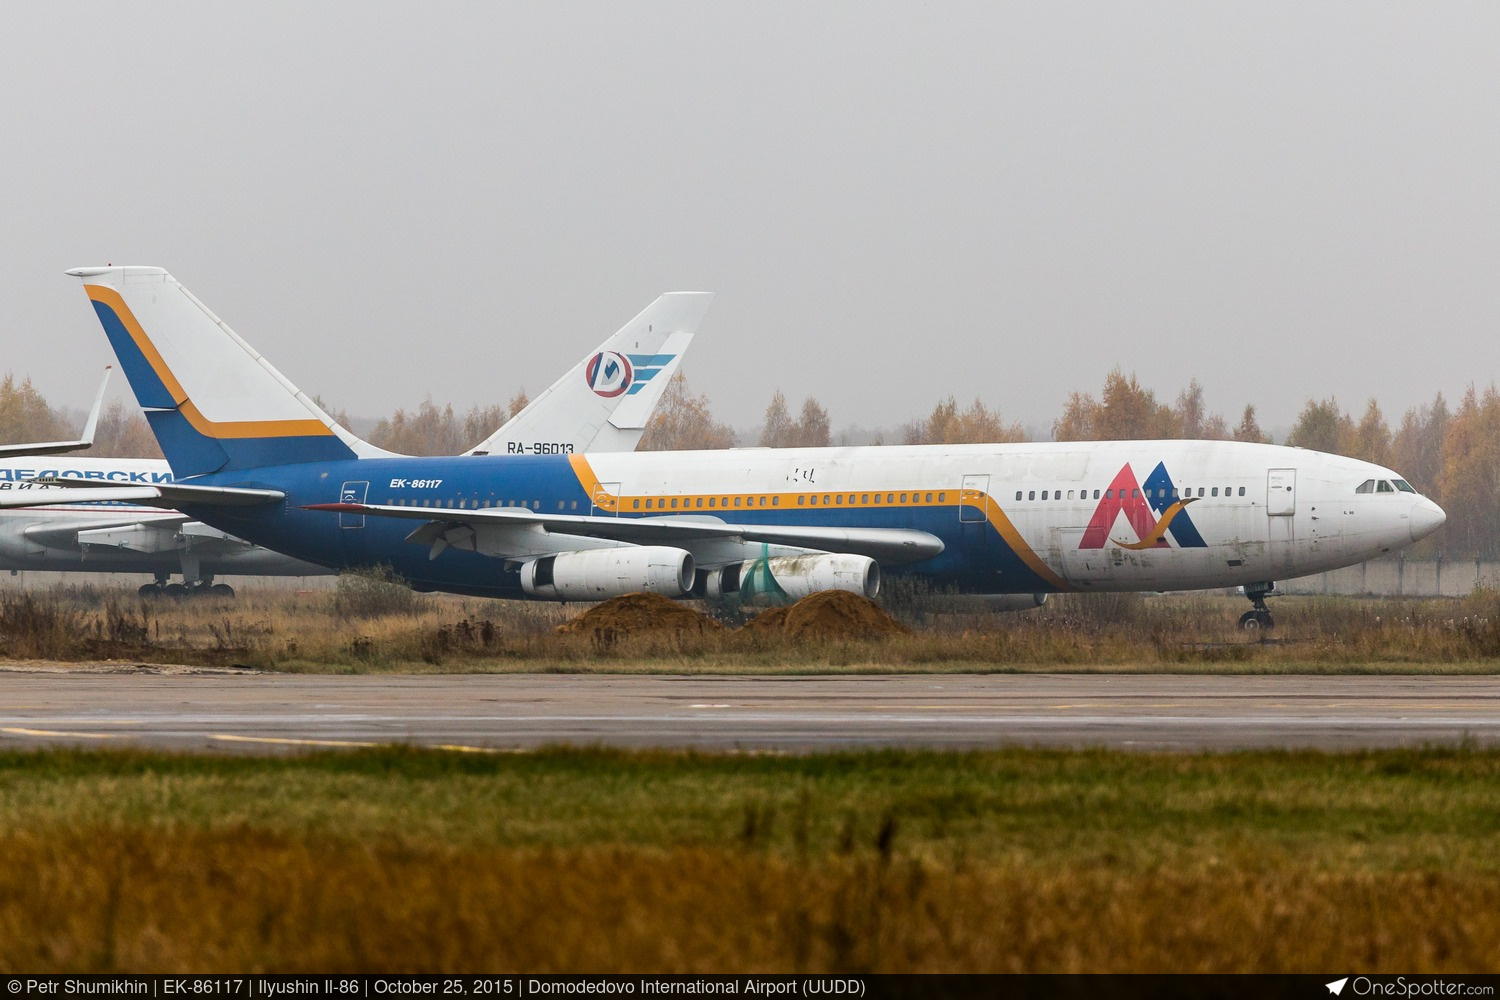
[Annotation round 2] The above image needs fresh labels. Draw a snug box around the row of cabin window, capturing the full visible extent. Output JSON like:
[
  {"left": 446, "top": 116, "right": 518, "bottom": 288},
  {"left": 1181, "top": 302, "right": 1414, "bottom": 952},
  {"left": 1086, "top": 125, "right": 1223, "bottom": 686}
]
[
  {"left": 630, "top": 492, "right": 949, "bottom": 511},
  {"left": 385, "top": 498, "right": 574, "bottom": 511},
  {"left": 1015, "top": 486, "right": 1248, "bottom": 502}
]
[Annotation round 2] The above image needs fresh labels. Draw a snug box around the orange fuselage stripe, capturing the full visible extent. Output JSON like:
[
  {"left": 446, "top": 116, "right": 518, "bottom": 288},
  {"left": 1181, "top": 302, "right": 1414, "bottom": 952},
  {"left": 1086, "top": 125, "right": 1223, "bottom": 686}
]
[{"left": 567, "top": 455, "right": 1072, "bottom": 590}]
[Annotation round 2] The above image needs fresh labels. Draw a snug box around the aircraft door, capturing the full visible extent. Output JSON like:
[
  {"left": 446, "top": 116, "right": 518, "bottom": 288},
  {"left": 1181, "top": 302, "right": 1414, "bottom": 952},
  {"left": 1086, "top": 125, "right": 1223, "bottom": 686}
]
[
  {"left": 1267, "top": 469, "right": 1296, "bottom": 516},
  {"left": 960, "top": 475, "right": 989, "bottom": 523},
  {"left": 593, "top": 482, "right": 621, "bottom": 517},
  {"left": 1266, "top": 468, "right": 1295, "bottom": 575},
  {"left": 339, "top": 481, "right": 369, "bottom": 529}
]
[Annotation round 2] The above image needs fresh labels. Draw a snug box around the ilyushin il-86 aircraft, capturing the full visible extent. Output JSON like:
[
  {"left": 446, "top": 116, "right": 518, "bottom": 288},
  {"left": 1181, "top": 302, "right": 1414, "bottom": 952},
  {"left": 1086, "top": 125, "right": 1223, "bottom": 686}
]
[
  {"left": 0, "top": 285, "right": 702, "bottom": 596},
  {"left": 17, "top": 267, "right": 1445, "bottom": 629}
]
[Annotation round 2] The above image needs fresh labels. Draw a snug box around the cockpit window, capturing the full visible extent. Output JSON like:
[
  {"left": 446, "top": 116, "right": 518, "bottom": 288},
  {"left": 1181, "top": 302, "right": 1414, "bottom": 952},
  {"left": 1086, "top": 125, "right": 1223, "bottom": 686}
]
[
  {"left": 1393, "top": 479, "right": 1416, "bottom": 493},
  {"left": 1376, "top": 480, "right": 1394, "bottom": 493},
  {"left": 1355, "top": 479, "right": 1375, "bottom": 494}
]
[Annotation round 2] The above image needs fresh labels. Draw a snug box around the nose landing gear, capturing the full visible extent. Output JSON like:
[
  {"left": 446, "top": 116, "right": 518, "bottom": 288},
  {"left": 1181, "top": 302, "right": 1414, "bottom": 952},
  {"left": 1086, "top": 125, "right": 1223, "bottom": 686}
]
[{"left": 1239, "top": 583, "right": 1275, "bottom": 630}]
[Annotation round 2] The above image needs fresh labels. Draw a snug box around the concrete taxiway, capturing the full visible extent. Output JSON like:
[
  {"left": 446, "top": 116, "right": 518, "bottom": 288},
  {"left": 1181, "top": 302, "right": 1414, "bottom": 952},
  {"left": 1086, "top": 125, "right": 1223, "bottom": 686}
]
[{"left": 0, "top": 668, "right": 1496, "bottom": 753}]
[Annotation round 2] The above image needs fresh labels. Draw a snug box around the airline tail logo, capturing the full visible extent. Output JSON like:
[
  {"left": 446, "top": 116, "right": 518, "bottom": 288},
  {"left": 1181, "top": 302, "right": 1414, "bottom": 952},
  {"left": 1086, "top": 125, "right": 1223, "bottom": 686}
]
[
  {"left": 1079, "top": 462, "right": 1207, "bottom": 550},
  {"left": 585, "top": 352, "right": 633, "bottom": 397}
]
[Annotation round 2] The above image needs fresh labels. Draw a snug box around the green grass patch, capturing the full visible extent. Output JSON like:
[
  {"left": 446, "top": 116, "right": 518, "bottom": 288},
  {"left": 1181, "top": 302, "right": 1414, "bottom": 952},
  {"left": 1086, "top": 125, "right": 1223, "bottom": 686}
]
[{"left": 3, "top": 746, "right": 1500, "bottom": 972}]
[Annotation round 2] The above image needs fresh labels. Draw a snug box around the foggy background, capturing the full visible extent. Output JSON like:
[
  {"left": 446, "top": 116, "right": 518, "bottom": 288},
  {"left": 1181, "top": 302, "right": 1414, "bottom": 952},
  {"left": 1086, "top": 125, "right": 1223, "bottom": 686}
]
[{"left": 1, "top": 2, "right": 1496, "bottom": 437}]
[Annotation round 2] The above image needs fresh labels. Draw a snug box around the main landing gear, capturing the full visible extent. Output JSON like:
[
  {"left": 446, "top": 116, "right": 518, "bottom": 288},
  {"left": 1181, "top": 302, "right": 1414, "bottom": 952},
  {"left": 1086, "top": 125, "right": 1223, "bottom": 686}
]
[
  {"left": 137, "top": 573, "right": 235, "bottom": 599},
  {"left": 1239, "top": 583, "right": 1275, "bottom": 631}
]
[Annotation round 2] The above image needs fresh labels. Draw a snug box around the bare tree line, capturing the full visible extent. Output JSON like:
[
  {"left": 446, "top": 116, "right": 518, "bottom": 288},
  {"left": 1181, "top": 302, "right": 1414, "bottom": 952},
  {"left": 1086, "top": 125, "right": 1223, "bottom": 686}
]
[{"left": 4, "top": 368, "right": 1498, "bottom": 558}]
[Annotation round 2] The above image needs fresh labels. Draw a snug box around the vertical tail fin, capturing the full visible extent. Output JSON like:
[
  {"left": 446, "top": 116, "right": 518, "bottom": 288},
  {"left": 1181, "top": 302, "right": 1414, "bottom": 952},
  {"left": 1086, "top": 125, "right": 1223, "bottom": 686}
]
[
  {"left": 466, "top": 292, "right": 713, "bottom": 455},
  {"left": 69, "top": 267, "right": 381, "bottom": 478}
]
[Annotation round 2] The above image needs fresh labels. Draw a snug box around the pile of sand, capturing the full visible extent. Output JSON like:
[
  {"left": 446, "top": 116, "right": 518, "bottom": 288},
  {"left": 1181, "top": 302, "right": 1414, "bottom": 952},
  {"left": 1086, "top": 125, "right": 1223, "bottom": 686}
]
[
  {"left": 739, "top": 590, "right": 910, "bottom": 640},
  {"left": 555, "top": 592, "right": 725, "bottom": 638}
]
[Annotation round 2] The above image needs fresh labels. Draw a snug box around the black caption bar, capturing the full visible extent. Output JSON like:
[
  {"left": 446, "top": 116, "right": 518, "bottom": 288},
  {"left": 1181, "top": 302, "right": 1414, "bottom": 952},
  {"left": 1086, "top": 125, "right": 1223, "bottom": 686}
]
[{"left": 4, "top": 976, "right": 1499, "bottom": 1000}]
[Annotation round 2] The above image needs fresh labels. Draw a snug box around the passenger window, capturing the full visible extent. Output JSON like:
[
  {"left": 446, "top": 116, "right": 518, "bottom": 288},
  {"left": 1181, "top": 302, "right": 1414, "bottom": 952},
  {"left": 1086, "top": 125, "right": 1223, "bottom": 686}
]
[
  {"left": 1028, "top": 491, "right": 1036, "bottom": 501},
  {"left": 632, "top": 499, "right": 640, "bottom": 510},
  {"left": 1211, "top": 488, "right": 1219, "bottom": 497},
  {"left": 938, "top": 493, "right": 945, "bottom": 502},
  {"left": 1238, "top": 487, "right": 1245, "bottom": 497},
  {"left": 734, "top": 497, "right": 741, "bottom": 507},
  {"left": 1067, "top": 490, "right": 1075, "bottom": 500},
  {"left": 1041, "top": 490, "right": 1048, "bottom": 500},
  {"left": 1016, "top": 491, "right": 1023, "bottom": 501},
  {"left": 1131, "top": 489, "right": 1139, "bottom": 499},
  {"left": 862, "top": 494, "right": 869, "bottom": 504},
  {"left": 1377, "top": 480, "right": 1394, "bottom": 493},
  {"left": 901, "top": 493, "right": 908, "bottom": 503},
  {"left": 887, "top": 494, "right": 895, "bottom": 503},
  {"left": 798, "top": 496, "right": 805, "bottom": 506},
  {"left": 926, "top": 493, "right": 934, "bottom": 503},
  {"left": 1093, "top": 490, "right": 1100, "bottom": 500},
  {"left": 696, "top": 498, "right": 703, "bottom": 508},
  {"left": 836, "top": 495, "right": 844, "bottom": 505},
  {"left": 772, "top": 496, "right": 779, "bottom": 506},
  {"left": 759, "top": 497, "right": 767, "bottom": 507},
  {"left": 810, "top": 495, "right": 818, "bottom": 506}
]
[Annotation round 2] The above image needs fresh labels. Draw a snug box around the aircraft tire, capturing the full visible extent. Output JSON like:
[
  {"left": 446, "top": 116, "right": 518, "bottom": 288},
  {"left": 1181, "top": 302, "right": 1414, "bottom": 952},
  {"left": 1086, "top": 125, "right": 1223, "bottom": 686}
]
[
  {"left": 210, "top": 584, "right": 235, "bottom": 598},
  {"left": 162, "top": 583, "right": 189, "bottom": 599},
  {"left": 1239, "top": 609, "right": 1274, "bottom": 631},
  {"left": 138, "top": 583, "right": 163, "bottom": 599}
]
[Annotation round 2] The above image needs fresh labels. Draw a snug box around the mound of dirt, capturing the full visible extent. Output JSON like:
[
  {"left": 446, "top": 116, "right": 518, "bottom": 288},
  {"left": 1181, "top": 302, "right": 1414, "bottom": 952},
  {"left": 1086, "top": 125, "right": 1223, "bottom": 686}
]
[
  {"left": 739, "top": 590, "right": 909, "bottom": 640},
  {"left": 556, "top": 592, "right": 725, "bottom": 638}
]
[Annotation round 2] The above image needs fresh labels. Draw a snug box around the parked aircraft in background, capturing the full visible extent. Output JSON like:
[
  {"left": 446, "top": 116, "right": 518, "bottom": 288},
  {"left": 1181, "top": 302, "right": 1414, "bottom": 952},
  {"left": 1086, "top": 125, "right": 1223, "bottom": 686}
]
[
  {"left": 0, "top": 288, "right": 702, "bottom": 596},
  {"left": 0, "top": 367, "right": 111, "bottom": 459},
  {"left": 28, "top": 267, "right": 1445, "bottom": 628}
]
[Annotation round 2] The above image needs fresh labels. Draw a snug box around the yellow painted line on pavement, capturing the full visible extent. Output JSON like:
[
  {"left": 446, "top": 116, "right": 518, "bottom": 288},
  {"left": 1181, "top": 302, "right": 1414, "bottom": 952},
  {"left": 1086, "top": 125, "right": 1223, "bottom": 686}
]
[
  {"left": 212, "top": 734, "right": 379, "bottom": 749},
  {"left": 213, "top": 734, "right": 509, "bottom": 754},
  {"left": 2, "top": 727, "right": 118, "bottom": 740}
]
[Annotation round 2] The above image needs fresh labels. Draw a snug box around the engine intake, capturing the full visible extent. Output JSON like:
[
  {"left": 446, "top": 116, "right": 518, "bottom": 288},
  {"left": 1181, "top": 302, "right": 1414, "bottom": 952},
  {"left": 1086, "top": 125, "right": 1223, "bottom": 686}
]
[{"left": 521, "top": 546, "right": 695, "bottom": 601}]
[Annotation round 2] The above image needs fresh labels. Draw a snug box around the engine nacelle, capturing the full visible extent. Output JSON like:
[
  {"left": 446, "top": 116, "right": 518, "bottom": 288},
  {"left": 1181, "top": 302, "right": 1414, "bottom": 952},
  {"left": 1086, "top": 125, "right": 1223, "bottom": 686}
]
[
  {"left": 703, "top": 553, "right": 880, "bottom": 604},
  {"left": 521, "top": 546, "right": 695, "bottom": 601},
  {"left": 962, "top": 593, "right": 1049, "bottom": 613}
]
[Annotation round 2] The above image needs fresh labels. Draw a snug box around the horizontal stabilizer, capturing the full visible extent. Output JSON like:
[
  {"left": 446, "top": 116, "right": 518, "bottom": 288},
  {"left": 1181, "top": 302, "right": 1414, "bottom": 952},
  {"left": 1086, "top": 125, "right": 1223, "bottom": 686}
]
[{"left": 0, "top": 367, "right": 112, "bottom": 458}]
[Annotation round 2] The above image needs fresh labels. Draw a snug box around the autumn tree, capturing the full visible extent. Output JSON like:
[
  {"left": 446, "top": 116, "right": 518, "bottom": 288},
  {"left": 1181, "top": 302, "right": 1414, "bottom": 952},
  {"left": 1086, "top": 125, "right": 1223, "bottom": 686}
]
[
  {"left": 757, "top": 390, "right": 830, "bottom": 447},
  {"left": 88, "top": 399, "right": 162, "bottom": 459},
  {"left": 1053, "top": 369, "right": 1177, "bottom": 441},
  {"left": 1286, "top": 398, "right": 1354, "bottom": 455},
  {"left": 368, "top": 397, "right": 466, "bottom": 455},
  {"left": 1391, "top": 392, "right": 1449, "bottom": 495},
  {"left": 1347, "top": 399, "right": 1392, "bottom": 467},
  {"left": 1232, "top": 404, "right": 1269, "bottom": 444},
  {"left": 759, "top": 391, "right": 794, "bottom": 447},
  {"left": 0, "top": 373, "right": 68, "bottom": 445},
  {"left": 1437, "top": 385, "right": 1500, "bottom": 559},
  {"left": 639, "top": 372, "right": 736, "bottom": 451},
  {"left": 903, "top": 396, "right": 1026, "bottom": 445}
]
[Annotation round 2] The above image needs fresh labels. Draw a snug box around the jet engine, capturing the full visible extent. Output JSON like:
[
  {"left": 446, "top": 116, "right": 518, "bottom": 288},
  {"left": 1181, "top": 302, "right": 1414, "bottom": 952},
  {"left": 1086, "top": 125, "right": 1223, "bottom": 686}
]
[
  {"left": 701, "top": 553, "right": 880, "bottom": 603},
  {"left": 520, "top": 546, "right": 695, "bottom": 601}
]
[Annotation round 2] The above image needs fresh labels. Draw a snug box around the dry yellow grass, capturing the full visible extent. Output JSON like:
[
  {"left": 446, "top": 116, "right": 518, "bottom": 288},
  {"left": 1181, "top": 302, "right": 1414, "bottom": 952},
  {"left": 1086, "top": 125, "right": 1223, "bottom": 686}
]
[
  {"left": 3, "top": 830, "right": 1496, "bottom": 973},
  {"left": 2, "top": 580, "right": 1500, "bottom": 672}
]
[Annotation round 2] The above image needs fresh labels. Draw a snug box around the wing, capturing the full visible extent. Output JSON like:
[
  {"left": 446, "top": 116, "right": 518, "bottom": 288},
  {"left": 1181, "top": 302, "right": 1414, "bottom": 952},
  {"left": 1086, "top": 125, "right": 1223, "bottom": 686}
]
[
  {"left": 304, "top": 502, "right": 944, "bottom": 565},
  {"left": 0, "top": 477, "right": 284, "bottom": 510}
]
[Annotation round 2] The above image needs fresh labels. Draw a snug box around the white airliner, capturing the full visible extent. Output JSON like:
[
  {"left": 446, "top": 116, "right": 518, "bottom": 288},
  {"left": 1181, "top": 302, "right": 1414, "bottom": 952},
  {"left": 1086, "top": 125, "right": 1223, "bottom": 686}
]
[
  {"left": 16, "top": 267, "right": 1446, "bottom": 629},
  {"left": 0, "top": 292, "right": 702, "bottom": 596}
]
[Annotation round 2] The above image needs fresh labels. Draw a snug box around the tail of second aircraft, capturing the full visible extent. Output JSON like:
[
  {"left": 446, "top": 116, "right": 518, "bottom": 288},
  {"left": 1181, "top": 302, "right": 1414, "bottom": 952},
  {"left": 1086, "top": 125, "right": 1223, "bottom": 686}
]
[
  {"left": 69, "top": 266, "right": 384, "bottom": 479},
  {"left": 466, "top": 292, "right": 711, "bottom": 455}
]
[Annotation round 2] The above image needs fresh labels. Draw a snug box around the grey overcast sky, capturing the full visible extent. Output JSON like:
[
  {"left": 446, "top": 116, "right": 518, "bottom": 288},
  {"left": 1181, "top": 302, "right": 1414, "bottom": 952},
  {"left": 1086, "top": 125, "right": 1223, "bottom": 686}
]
[{"left": 2, "top": 2, "right": 1497, "bottom": 438}]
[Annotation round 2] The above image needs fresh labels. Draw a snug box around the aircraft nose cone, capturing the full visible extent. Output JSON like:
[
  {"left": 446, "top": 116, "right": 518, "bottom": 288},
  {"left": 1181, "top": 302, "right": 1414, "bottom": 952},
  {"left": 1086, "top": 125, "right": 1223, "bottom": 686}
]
[{"left": 1409, "top": 498, "right": 1446, "bottom": 542}]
